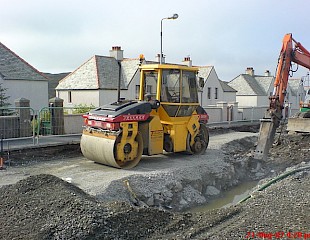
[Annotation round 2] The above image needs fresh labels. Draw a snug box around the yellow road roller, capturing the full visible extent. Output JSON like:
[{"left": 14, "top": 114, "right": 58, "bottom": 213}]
[{"left": 80, "top": 64, "right": 209, "bottom": 168}]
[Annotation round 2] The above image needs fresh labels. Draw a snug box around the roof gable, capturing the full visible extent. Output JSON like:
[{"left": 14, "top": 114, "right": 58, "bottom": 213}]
[
  {"left": 56, "top": 56, "right": 99, "bottom": 90},
  {"left": 228, "top": 74, "right": 267, "bottom": 96},
  {"left": 255, "top": 76, "right": 274, "bottom": 95},
  {"left": 198, "top": 66, "right": 213, "bottom": 80},
  {"left": 56, "top": 56, "right": 141, "bottom": 90},
  {"left": 120, "top": 59, "right": 140, "bottom": 87},
  {"left": 0, "top": 42, "right": 47, "bottom": 81},
  {"left": 219, "top": 80, "right": 237, "bottom": 92}
]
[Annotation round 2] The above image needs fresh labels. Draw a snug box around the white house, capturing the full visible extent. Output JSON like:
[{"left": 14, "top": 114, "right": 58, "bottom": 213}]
[
  {"left": 228, "top": 67, "right": 301, "bottom": 110},
  {"left": 56, "top": 47, "right": 143, "bottom": 107},
  {"left": 196, "top": 66, "right": 236, "bottom": 107},
  {"left": 0, "top": 42, "right": 49, "bottom": 110}
]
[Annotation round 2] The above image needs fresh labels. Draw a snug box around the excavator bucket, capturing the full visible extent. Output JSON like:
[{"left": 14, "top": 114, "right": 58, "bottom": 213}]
[{"left": 253, "top": 118, "right": 277, "bottom": 160}]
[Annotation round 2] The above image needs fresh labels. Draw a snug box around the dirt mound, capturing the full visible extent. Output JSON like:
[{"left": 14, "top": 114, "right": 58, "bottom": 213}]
[{"left": 0, "top": 174, "right": 172, "bottom": 240}]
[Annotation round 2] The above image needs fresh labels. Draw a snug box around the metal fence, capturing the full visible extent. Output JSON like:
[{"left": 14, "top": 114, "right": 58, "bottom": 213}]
[
  {"left": 0, "top": 107, "right": 36, "bottom": 140},
  {"left": 36, "top": 106, "right": 95, "bottom": 136},
  {"left": 0, "top": 106, "right": 96, "bottom": 148}
]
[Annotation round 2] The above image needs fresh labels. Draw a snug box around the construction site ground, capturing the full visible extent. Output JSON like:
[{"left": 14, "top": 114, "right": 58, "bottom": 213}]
[{"left": 0, "top": 126, "right": 309, "bottom": 239}]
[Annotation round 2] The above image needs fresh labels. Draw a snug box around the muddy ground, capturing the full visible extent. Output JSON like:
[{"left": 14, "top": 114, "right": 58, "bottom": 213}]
[{"left": 0, "top": 129, "right": 309, "bottom": 239}]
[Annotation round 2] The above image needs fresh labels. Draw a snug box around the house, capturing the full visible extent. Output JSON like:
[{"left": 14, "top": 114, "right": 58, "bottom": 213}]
[
  {"left": 0, "top": 42, "right": 49, "bottom": 110},
  {"left": 228, "top": 67, "right": 301, "bottom": 110},
  {"left": 56, "top": 47, "right": 143, "bottom": 107},
  {"left": 56, "top": 48, "right": 237, "bottom": 108},
  {"left": 197, "top": 66, "right": 236, "bottom": 107}
]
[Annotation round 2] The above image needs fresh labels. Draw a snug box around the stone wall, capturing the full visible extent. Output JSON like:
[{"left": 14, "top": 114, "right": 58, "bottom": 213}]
[{"left": 0, "top": 98, "right": 32, "bottom": 139}]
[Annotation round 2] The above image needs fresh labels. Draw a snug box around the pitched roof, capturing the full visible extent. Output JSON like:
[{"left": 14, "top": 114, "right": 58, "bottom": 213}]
[
  {"left": 228, "top": 74, "right": 273, "bottom": 96},
  {"left": 0, "top": 42, "right": 47, "bottom": 81},
  {"left": 255, "top": 76, "right": 274, "bottom": 94},
  {"left": 197, "top": 66, "right": 213, "bottom": 80},
  {"left": 56, "top": 56, "right": 140, "bottom": 90},
  {"left": 120, "top": 58, "right": 140, "bottom": 86},
  {"left": 219, "top": 80, "right": 237, "bottom": 92}
]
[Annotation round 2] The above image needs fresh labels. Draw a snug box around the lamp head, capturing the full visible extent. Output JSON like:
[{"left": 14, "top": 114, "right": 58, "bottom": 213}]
[{"left": 168, "top": 13, "right": 179, "bottom": 19}]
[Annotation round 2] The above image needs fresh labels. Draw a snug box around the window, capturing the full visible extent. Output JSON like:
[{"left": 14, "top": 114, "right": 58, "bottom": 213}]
[
  {"left": 199, "top": 77, "right": 204, "bottom": 88},
  {"left": 143, "top": 71, "right": 157, "bottom": 101},
  {"left": 135, "top": 85, "right": 140, "bottom": 99},
  {"left": 161, "top": 69, "right": 180, "bottom": 103},
  {"left": 215, "top": 88, "right": 218, "bottom": 99},
  {"left": 207, "top": 87, "right": 211, "bottom": 99},
  {"left": 68, "top": 91, "right": 72, "bottom": 103},
  {"left": 182, "top": 71, "right": 198, "bottom": 103}
]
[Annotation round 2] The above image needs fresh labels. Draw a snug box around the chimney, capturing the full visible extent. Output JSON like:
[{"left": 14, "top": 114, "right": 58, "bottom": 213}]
[
  {"left": 182, "top": 56, "right": 192, "bottom": 67},
  {"left": 265, "top": 70, "right": 271, "bottom": 77},
  {"left": 156, "top": 53, "right": 165, "bottom": 63},
  {"left": 109, "top": 46, "right": 123, "bottom": 61},
  {"left": 245, "top": 67, "right": 254, "bottom": 76}
]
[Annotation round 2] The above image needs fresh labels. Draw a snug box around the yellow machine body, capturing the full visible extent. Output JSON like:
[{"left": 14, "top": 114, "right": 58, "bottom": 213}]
[{"left": 80, "top": 64, "right": 209, "bottom": 168}]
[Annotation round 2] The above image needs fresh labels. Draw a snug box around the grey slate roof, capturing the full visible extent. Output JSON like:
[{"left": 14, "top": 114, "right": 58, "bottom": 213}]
[
  {"left": 228, "top": 74, "right": 273, "bottom": 96},
  {"left": 56, "top": 56, "right": 140, "bottom": 90},
  {"left": 0, "top": 42, "right": 47, "bottom": 81},
  {"left": 255, "top": 76, "right": 274, "bottom": 94},
  {"left": 219, "top": 80, "right": 237, "bottom": 92}
]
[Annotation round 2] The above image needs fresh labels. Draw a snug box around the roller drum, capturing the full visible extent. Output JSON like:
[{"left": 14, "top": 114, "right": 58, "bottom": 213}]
[{"left": 80, "top": 130, "right": 143, "bottom": 169}]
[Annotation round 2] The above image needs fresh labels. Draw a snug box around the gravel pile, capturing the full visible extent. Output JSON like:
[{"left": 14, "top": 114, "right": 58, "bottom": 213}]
[{"left": 0, "top": 174, "right": 173, "bottom": 240}]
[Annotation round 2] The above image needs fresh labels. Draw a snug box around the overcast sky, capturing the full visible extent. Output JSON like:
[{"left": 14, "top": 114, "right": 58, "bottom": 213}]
[{"left": 1, "top": 0, "right": 310, "bottom": 81}]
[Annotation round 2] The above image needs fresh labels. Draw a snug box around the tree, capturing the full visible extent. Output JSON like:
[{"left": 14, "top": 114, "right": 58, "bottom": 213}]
[{"left": 0, "top": 83, "right": 12, "bottom": 116}]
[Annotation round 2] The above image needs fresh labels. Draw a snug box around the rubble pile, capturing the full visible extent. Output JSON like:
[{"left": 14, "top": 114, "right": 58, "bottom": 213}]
[{"left": 0, "top": 174, "right": 173, "bottom": 240}]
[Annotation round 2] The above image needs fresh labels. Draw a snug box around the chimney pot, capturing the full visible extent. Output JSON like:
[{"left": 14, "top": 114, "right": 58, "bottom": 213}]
[
  {"left": 245, "top": 67, "right": 254, "bottom": 76},
  {"left": 110, "top": 46, "right": 123, "bottom": 61},
  {"left": 156, "top": 54, "right": 165, "bottom": 63},
  {"left": 182, "top": 56, "right": 192, "bottom": 67}
]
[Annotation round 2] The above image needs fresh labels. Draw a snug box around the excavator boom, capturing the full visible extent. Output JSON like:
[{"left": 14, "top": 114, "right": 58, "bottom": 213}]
[{"left": 254, "top": 34, "right": 310, "bottom": 160}]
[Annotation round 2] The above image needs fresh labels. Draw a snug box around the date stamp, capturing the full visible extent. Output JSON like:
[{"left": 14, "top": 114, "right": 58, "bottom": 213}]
[{"left": 245, "top": 231, "right": 310, "bottom": 239}]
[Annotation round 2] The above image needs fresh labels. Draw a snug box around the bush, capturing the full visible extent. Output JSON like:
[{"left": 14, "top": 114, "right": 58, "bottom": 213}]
[{"left": 72, "top": 104, "right": 95, "bottom": 114}]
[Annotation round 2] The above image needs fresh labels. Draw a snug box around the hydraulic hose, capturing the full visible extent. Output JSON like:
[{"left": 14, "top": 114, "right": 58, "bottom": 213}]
[{"left": 238, "top": 164, "right": 310, "bottom": 204}]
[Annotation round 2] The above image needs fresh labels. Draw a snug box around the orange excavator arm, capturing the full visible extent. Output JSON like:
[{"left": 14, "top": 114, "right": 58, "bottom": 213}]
[
  {"left": 254, "top": 33, "right": 310, "bottom": 160},
  {"left": 273, "top": 34, "right": 310, "bottom": 108}
]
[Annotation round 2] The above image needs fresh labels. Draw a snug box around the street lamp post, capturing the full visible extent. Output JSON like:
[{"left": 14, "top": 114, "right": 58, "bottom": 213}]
[{"left": 160, "top": 13, "right": 179, "bottom": 64}]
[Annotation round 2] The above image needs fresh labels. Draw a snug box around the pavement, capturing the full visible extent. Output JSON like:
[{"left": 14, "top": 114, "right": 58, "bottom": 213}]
[{"left": 1, "top": 134, "right": 81, "bottom": 151}]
